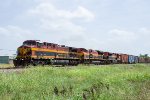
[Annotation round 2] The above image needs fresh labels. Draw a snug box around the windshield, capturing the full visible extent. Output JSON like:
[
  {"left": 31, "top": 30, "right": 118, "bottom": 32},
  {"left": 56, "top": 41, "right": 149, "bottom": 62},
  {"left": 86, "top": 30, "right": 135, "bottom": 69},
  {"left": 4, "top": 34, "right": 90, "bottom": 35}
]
[{"left": 23, "top": 41, "right": 36, "bottom": 46}]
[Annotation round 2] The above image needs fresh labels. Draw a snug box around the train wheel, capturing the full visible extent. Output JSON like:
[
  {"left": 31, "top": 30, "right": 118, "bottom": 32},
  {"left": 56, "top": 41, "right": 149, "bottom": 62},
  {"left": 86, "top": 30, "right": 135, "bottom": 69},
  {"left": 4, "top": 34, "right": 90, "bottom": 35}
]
[
  {"left": 13, "top": 60, "right": 22, "bottom": 68},
  {"left": 13, "top": 60, "right": 17, "bottom": 67},
  {"left": 31, "top": 60, "right": 38, "bottom": 66}
]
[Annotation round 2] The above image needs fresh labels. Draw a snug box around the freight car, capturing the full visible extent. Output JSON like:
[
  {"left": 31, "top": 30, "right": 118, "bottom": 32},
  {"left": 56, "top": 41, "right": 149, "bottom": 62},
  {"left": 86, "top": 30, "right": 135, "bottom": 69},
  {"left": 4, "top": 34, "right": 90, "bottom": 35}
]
[
  {"left": 13, "top": 40, "right": 149, "bottom": 67},
  {"left": 120, "top": 54, "right": 128, "bottom": 64},
  {"left": 128, "top": 55, "right": 135, "bottom": 64},
  {"left": 138, "top": 57, "right": 150, "bottom": 63}
]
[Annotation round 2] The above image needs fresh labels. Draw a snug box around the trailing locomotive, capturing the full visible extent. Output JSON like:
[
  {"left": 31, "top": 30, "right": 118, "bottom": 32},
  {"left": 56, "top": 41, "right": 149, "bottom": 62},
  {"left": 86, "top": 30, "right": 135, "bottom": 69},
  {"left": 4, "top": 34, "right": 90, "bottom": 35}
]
[{"left": 13, "top": 40, "right": 150, "bottom": 67}]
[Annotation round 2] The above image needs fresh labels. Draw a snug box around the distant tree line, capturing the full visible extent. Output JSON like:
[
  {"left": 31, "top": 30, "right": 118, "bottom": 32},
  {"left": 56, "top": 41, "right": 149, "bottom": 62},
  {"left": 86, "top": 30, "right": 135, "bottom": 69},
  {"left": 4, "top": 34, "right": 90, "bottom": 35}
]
[
  {"left": 139, "top": 54, "right": 149, "bottom": 58},
  {"left": 140, "top": 54, "right": 149, "bottom": 63}
]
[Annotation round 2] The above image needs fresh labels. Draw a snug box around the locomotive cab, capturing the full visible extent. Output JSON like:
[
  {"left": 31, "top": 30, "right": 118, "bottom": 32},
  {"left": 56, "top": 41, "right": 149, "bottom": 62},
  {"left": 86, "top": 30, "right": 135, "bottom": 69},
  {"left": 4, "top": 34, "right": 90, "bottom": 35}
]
[
  {"left": 96, "top": 50, "right": 104, "bottom": 60},
  {"left": 77, "top": 48, "right": 89, "bottom": 64},
  {"left": 14, "top": 40, "right": 38, "bottom": 67},
  {"left": 69, "top": 47, "right": 78, "bottom": 59},
  {"left": 23, "top": 40, "right": 38, "bottom": 47},
  {"left": 89, "top": 49, "right": 99, "bottom": 59},
  {"left": 14, "top": 46, "right": 32, "bottom": 67}
]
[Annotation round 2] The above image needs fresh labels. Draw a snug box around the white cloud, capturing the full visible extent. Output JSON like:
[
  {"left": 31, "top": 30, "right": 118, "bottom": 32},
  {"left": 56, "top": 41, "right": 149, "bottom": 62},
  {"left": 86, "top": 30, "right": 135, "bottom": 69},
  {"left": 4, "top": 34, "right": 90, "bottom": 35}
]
[
  {"left": 139, "top": 27, "right": 150, "bottom": 34},
  {"left": 71, "top": 6, "right": 95, "bottom": 21},
  {"left": 108, "top": 29, "right": 137, "bottom": 41},
  {"left": 28, "top": 3, "right": 94, "bottom": 21},
  {"left": 40, "top": 19, "right": 85, "bottom": 33},
  {"left": 0, "top": 25, "right": 32, "bottom": 39},
  {"left": 0, "top": 25, "right": 34, "bottom": 56},
  {"left": 100, "top": 28, "right": 150, "bottom": 55},
  {"left": 26, "top": 2, "right": 94, "bottom": 33},
  {"left": 20, "top": 1, "right": 95, "bottom": 48}
]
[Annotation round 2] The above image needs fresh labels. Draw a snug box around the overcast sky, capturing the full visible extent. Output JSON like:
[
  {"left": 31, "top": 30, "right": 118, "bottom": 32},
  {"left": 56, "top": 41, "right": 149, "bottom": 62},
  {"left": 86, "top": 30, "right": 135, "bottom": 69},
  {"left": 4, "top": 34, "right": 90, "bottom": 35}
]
[{"left": 0, "top": 0, "right": 150, "bottom": 56}]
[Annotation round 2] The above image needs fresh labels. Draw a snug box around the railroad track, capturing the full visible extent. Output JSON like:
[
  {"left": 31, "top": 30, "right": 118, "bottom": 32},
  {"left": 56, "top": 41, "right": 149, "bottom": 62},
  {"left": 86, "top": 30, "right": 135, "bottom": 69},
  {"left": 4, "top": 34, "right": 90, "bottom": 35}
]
[{"left": 0, "top": 67, "right": 25, "bottom": 73}]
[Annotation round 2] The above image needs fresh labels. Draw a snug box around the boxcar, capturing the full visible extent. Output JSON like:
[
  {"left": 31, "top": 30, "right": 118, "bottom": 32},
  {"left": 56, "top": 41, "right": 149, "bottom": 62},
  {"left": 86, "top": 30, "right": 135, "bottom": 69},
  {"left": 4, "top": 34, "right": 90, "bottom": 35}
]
[
  {"left": 120, "top": 54, "right": 128, "bottom": 64},
  {"left": 128, "top": 55, "right": 135, "bottom": 64},
  {"left": 139, "top": 57, "right": 145, "bottom": 63},
  {"left": 134, "top": 56, "right": 139, "bottom": 63}
]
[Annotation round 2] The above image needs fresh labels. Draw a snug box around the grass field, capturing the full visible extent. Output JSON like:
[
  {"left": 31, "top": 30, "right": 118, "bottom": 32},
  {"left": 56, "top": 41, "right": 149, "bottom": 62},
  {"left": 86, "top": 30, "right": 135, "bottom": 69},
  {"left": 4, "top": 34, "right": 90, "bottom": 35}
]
[
  {"left": 0, "top": 64, "right": 150, "bottom": 100},
  {"left": 0, "top": 64, "right": 14, "bottom": 69}
]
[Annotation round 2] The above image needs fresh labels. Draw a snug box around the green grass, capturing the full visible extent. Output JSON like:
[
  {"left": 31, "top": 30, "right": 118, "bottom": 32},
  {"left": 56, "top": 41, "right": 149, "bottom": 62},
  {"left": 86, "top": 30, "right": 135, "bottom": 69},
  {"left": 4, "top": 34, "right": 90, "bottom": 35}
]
[{"left": 0, "top": 64, "right": 150, "bottom": 100}]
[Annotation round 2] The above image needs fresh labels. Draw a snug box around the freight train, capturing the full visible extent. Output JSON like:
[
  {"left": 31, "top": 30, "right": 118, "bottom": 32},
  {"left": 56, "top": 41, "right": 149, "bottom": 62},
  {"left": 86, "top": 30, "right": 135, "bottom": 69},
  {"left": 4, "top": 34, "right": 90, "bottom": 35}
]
[{"left": 13, "top": 40, "right": 150, "bottom": 67}]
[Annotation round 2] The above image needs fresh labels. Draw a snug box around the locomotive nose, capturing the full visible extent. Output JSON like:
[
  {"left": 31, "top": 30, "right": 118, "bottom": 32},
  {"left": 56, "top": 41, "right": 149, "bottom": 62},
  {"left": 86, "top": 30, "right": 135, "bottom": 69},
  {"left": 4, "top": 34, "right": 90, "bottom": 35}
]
[
  {"left": 18, "top": 46, "right": 31, "bottom": 56},
  {"left": 18, "top": 47, "right": 26, "bottom": 56}
]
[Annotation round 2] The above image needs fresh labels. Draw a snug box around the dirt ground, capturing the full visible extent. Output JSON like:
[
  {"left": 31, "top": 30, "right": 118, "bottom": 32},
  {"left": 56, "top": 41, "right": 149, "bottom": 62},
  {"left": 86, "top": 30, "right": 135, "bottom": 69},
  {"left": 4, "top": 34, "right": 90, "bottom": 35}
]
[
  {"left": 0, "top": 68, "right": 24, "bottom": 73},
  {"left": 0, "top": 64, "right": 25, "bottom": 73}
]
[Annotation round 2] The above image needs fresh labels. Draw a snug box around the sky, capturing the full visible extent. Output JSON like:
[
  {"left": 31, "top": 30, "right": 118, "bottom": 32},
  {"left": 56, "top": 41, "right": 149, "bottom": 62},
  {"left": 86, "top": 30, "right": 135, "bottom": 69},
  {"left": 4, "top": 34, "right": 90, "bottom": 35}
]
[{"left": 0, "top": 0, "right": 150, "bottom": 56}]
